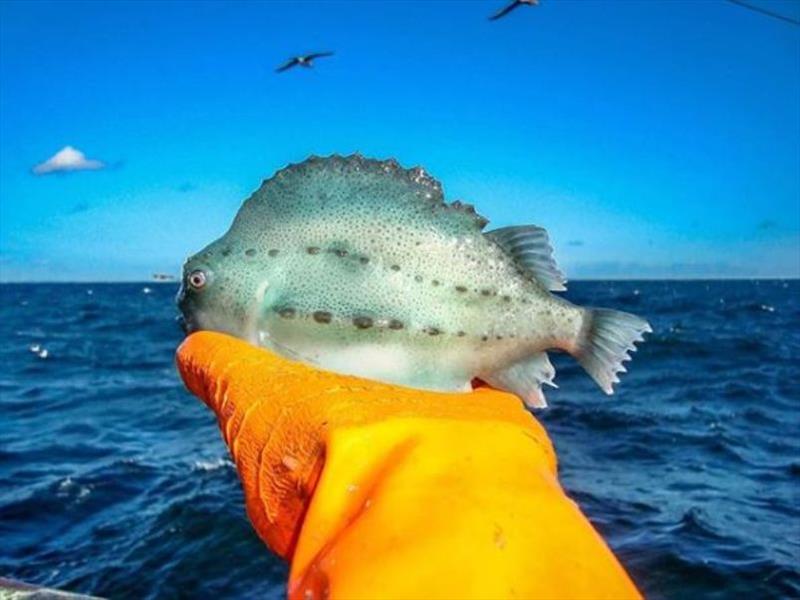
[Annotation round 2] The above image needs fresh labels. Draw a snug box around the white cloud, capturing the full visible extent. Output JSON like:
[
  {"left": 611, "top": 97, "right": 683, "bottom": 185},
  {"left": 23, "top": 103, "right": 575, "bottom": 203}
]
[{"left": 32, "top": 146, "right": 106, "bottom": 175}]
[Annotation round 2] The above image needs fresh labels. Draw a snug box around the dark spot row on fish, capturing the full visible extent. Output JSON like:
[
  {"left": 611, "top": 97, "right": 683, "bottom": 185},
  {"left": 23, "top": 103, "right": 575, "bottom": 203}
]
[
  {"left": 274, "top": 306, "right": 516, "bottom": 341},
  {"left": 313, "top": 311, "right": 332, "bottom": 323},
  {"left": 353, "top": 316, "right": 373, "bottom": 329},
  {"left": 212, "top": 247, "right": 282, "bottom": 258},
  {"left": 303, "top": 245, "right": 372, "bottom": 264},
  {"left": 250, "top": 242, "right": 524, "bottom": 304}
]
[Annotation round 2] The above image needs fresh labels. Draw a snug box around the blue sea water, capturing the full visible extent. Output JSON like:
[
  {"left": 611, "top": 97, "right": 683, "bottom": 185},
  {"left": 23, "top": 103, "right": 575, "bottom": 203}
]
[{"left": 0, "top": 280, "right": 798, "bottom": 599}]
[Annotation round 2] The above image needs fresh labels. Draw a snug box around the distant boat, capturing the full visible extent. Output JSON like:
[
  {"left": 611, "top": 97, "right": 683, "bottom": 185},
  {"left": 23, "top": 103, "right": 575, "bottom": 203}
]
[{"left": 152, "top": 273, "right": 177, "bottom": 282}]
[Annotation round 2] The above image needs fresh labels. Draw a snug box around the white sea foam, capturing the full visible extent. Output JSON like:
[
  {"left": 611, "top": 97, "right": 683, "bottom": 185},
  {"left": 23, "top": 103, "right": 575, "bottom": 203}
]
[
  {"left": 28, "top": 343, "right": 48, "bottom": 358},
  {"left": 56, "top": 477, "right": 92, "bottom": 501},
  {"left": 193, "top": 457, "right": 234, "bottom": 472}
]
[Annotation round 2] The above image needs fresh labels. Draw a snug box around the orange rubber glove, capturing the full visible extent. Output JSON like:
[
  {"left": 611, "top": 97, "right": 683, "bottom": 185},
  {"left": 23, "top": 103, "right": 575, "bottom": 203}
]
[{"left": 177, "top": 332, "right": 641, "bottom": 600}]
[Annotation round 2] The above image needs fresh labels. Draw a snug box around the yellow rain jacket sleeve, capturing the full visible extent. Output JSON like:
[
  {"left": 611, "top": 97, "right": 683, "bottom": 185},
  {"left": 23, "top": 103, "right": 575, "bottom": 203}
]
[{"left": 177, "top": 331, "right": 641, "bottom": 600}]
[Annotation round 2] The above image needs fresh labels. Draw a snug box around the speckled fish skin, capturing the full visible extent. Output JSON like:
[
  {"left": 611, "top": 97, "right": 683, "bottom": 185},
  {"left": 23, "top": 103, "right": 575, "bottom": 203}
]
[{"left": 177, "top": 155, "right": 651, "bottom": 408}]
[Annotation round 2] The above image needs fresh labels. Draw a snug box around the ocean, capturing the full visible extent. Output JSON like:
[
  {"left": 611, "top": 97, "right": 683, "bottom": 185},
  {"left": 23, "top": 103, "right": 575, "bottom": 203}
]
[{"left": 0, "top": 281, "right": 798, "bottom": 599}]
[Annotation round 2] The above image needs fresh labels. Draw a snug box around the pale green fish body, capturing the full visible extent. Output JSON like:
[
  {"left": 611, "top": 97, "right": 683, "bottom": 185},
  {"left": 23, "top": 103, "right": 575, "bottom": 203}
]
[{"left": 177, "top": 155, "right": 650, "bottom": 407}]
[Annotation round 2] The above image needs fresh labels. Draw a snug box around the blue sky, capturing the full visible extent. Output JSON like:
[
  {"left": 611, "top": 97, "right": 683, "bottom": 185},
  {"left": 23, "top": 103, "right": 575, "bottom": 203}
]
[{"left": 0, "top": 0, "right": 798, "bottom": 281}]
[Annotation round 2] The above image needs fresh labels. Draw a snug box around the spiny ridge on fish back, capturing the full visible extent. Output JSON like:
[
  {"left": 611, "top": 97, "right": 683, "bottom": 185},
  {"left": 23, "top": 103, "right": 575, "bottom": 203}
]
[
  {"left": 178, "top": 154, "right": 651, "bottom": 409},
  {"left": 234, "top": 153, "right": 489, "bottom": 234}
]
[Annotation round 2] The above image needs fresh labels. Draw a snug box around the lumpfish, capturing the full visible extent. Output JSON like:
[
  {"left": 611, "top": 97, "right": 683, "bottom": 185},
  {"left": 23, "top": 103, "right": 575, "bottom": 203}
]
[{"left": 177, "top": 155, "right": 650, "bottom": 408}]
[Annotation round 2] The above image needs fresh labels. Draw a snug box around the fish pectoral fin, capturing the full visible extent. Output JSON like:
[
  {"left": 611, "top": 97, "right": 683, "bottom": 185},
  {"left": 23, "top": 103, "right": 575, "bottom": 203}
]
[
  {"left": 258, "top": 329, "right": 320, "bottom": 367},
  {"left": 480, "top": 352, "right": 557, "bottom": 409},
  {"left": 485, "top": 225, "right": 567, "bottom": 292}
]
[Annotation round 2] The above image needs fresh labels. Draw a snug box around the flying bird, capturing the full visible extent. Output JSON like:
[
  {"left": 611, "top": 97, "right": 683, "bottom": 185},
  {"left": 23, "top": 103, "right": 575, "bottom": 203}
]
[
  {"left": 275, "top": 52, "right": 334, "bottom": 73},
  {"left": 489, "top": 0, "right": 539, "bottom": 21}
]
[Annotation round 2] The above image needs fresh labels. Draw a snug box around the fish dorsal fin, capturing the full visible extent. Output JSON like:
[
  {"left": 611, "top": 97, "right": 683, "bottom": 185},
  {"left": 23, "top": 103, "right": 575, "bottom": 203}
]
[
  {"left": 235, "top": 154, "right": 489, "bottom": 234},
  {"left": 480, "top": 352, "right": 557, "bottom": 409},
  {"left": 485, "top": 225, "right": 567, "bottom": 292}
]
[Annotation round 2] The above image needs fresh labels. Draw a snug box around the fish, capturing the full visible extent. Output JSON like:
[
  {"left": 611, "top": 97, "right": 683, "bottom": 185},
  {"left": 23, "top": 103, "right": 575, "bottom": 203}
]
[{"left": 177, "top": 154, "right": 651, "bottom": 408}]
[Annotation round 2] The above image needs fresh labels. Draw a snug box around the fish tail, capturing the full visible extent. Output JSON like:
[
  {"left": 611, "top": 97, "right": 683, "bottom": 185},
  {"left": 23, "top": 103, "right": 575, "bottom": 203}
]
[{"left": 571, "top": 308, "right": 651, "bottom": 395}]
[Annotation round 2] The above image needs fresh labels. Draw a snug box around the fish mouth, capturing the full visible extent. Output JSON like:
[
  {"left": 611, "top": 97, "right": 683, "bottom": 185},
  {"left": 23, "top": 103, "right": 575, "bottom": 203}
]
[
  {"left": 175, "top": 297, "right": 201, "bottom": 334},
  {"left": 175, "top": 283, "right": 198, "bottom": 335},
  {"left": 176, "top": 314, "right": 194, "bottom": 335}
]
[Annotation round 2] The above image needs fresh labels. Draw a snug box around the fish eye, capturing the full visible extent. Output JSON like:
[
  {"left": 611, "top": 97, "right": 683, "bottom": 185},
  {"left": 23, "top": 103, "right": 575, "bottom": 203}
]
[{"left": 188, "top": 270, "right": 207, "bottom": 290}]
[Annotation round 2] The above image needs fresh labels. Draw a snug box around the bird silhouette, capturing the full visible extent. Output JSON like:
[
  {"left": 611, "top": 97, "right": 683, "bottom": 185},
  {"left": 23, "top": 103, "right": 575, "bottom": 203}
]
[
  {"left": 489, "top": 0, "right": 539, "bottom": 21},
  {"left": 275, "top": 52, "right": 335, "bottom": 73}
]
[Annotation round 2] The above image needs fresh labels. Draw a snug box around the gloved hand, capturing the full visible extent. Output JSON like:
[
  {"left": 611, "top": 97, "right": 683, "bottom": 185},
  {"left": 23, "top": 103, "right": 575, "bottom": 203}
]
[{"left": 177, "top": 331, "right": 641, "bottom": 600}]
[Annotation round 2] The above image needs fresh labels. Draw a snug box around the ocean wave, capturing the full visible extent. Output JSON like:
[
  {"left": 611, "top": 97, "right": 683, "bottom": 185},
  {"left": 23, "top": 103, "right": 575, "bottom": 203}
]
[{"left": 1, "top": 280, "right": 797, "bottom": 599}]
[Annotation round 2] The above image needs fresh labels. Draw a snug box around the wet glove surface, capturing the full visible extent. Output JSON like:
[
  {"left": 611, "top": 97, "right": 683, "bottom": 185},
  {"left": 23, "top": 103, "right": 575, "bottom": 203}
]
[{"left": 177, "top": 331, "right": 641, "bottom": 600}]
